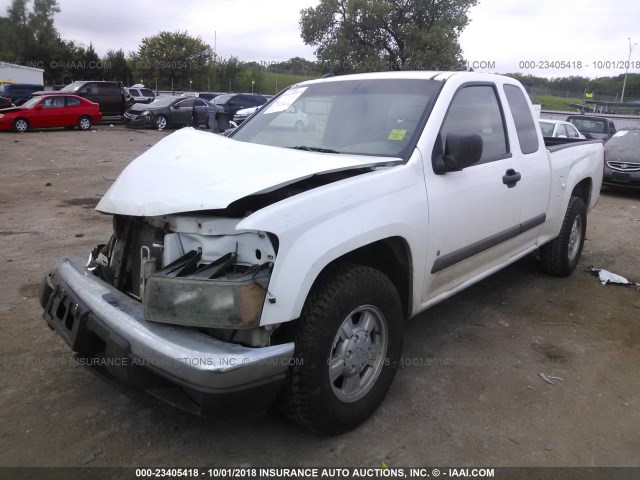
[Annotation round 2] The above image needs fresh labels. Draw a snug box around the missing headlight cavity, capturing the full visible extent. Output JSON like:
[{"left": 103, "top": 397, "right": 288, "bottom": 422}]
[{"left": 144, "top": 248, "right": 273, "bottom": 329}]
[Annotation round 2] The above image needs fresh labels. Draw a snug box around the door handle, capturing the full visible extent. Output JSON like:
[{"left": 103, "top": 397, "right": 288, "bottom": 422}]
[{"left": 502, "top": 169, "right": 521, "bottom": 188}]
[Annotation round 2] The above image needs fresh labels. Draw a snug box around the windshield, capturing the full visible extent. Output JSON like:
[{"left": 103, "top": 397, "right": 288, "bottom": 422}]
[
  {"left": 605, "top": 130, "right": 640, "bottom": 148},
  {"left": 538, "top": 121, "right": 554, "bottom": 136},
  {"left": 60, "top": 82, "right": 84, "bottom": 92},
  {"left": 148, "top": 96, "right": 178, "bottom": 107},
  {"left": 568, "top": 118, "right": 607, "bottom": 134},
  {"left": 214, "top": 94, "right": 232, "bottom": 105},
  {"left": 21, "top": 97, "right": 42, "bottom": 108},
  {"left": 232, "top": 78, "right": 440, "bottom": 158}
]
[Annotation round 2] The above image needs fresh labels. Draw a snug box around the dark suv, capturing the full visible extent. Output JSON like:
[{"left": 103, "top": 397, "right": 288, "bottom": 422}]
[
  {"left": 209, "top": 93, "right": 267, "bottom": 132},
  {"left": 31, "top": 81, "right": 131, "bottom": 116},
  {"left": 566, "top": 115, "right": 616, "bottom": 141}
]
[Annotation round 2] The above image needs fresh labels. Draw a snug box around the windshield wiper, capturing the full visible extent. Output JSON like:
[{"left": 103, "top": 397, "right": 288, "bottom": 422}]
[{"left": 288, "top": 146, "right": 341, "bottom": 154}]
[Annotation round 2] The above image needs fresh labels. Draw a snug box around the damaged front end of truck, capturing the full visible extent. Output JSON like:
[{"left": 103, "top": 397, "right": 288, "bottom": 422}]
[{"left": 39, "top": 128, "right": 393, "bottom": 415}]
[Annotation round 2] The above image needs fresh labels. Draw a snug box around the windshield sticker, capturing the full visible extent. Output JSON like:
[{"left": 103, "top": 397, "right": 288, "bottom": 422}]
[
  {"left": 264, "top": 87, "right": 307, "bottom": 114},
  {"left": 612, "top": 131, "right": 627, "bottom": 137},
  {"left": 388, "top": 129, "right": 407, "bottom": 141}
]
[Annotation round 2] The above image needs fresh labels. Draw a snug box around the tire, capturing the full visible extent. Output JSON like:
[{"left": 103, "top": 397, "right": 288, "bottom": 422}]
[
  {"left": 540, "top": 196, "right": 587, "bottom": 276},
  {"left": 77, "top": 116, "right": 92, "bottom": 131},
  {"left": 12, "top": 118, "right": 29, "bottom": 133},
  {"left": 154, "top": 115, "right": 167, "bottom": 130},
  {"left": 294, "top": 120, "right": 304, "bottom": 132},
  {"left": 278, "top": 263, "right": 403, "bottom": 434}
]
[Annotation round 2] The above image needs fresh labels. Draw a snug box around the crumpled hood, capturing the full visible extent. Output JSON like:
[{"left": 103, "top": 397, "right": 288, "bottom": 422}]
[
  {"left": 606, "top": 147, "right": 638, "bottom": 163},
  {"left": 97, "top": 128, "right": 399, "bottom": 216},
  {"left": 128, "top": 102, "right": 158, "bottom": 113}
]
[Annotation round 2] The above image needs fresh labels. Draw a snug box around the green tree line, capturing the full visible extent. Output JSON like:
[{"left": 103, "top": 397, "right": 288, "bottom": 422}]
[{"left": 508, "top": 73, "right": 640, "bottom": 102}]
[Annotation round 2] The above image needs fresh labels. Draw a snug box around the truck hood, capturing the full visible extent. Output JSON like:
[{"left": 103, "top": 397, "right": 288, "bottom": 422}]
[{"left": 97, "top": 128, "right": 400, "bottom": 216}]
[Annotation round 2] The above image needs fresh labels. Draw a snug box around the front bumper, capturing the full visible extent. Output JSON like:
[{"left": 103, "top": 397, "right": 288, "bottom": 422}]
[
  {"left": 603, "top": 166, "right": 640, "bottom": 188},
  {"left": 123, "top": 113, "right": 151, "bottom": 128},
  {"left": 40, "top": 255, "right": 294, "bottom": 416}
]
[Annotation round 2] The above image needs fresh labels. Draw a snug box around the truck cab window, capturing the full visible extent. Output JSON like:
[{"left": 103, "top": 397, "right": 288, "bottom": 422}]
[
  {"left": 503, "top": 84, "right": 539, "bottom": 154},
  {"left": 439, "top": 85, "right": 508, "bottom": 164}
]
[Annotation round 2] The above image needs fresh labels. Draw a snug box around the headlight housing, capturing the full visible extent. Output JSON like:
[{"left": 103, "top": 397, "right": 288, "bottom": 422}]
[
  {"left": 144, "top": 250, "right": 272, "bottom": 329},
  {"left": 140, "top": 110, "right": 151, "bottom": 117}
]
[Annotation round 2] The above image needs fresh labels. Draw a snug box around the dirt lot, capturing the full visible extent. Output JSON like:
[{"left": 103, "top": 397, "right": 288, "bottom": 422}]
[{"left": 0, "top": 125, "right": 639, "bottom": 468}]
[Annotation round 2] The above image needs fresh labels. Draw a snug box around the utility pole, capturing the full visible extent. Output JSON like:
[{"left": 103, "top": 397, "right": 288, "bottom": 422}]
[{"left": 621, "top": 37, "right": 637, "bottom": 103}]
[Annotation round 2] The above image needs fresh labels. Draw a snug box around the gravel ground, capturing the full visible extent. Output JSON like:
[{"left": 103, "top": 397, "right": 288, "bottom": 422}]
[{"left": 0, "top": 125, "right": 639, "bottom": 469}]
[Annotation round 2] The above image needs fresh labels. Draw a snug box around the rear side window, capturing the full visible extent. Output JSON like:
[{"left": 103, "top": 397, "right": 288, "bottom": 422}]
[
  {"left": 42, "top": 96, "right": 65, "bottom": 108},
  {"left": 503, "top": 84, "right": 539, "bottom": 154},
  {"left": 175, "top": 98, "right": 195, "bottom": 108},
  {"left": 66, "top": 97, "right": 81, "bottom": 106},
  {"left": 100, "top": 83, "right": 120, "bottom": 95}
]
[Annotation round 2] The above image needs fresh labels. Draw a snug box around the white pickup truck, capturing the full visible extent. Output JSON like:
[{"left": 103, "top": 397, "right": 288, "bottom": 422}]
[{"left": 40, "top": 71, "right": 604, "bottom": 434}]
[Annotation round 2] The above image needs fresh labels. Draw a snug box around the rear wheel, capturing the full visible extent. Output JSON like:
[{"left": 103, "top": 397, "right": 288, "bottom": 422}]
[
  {"left": 540, "top": 196, "right": 587, "bottom": 276},
  {"left": 77, "top": 116, "right": 92, "bottom": 131},
  {"left": 278, "top": 263, "right": 403, "bottom": 434},
  {"left": 13, "top": 118, "right": 29, "bottom": 133}
]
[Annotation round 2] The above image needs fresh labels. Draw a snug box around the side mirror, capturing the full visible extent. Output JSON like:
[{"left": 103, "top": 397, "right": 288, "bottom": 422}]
[
  {"left": 36, "top": 104, "right": 43, "bottom": 110},
  {"left": 432, "top": 133, "right": 483, "bottom": 174}
]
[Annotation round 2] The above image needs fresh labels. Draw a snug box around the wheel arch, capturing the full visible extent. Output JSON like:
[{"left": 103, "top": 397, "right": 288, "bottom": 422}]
[
  {"left": 571, "top": 177, "right": 592, "bottom": 208},
  {"left": 310, "top": 236, "right": 413, "bottom": 319}
]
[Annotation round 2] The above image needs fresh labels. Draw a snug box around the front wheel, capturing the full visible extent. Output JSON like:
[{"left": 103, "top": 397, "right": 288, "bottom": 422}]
[
  {"left": 154, "top": 115, "right": 167, "bottom": 130},
  {"left": 540, "top": 196, "right": 587, "bottom": 276},
  {"left": 77, "top": 116, "right": 92, "bottom": 131},
  {"left": 278, "top": 263, "right": 403, "bottom": 434},
  {"left": 13, "top": 118, "right": 29, "bottom": 133}
]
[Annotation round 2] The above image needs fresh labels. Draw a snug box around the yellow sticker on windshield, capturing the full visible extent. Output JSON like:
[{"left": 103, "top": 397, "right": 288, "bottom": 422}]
[{"left": 388, "top": 129, "right": 407, "bottom": 141}]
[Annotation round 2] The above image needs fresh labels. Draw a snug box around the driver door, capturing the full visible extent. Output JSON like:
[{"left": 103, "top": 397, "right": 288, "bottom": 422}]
[
  {"left": 423, "top": 84, "right": 526, "bottom": 300},
  {"left": 172, "top": 98, "right": 195, "bottom": 126}
]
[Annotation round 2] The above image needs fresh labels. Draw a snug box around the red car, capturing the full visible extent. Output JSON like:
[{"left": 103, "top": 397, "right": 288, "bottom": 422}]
[{"left": 0, "top": 94, "right": 102, "bottom": 132}]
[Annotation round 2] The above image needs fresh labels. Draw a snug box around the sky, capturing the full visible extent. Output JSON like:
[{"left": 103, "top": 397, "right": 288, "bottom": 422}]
[{"left": 1, "top": 0, "right": 639, "bottom": 79}]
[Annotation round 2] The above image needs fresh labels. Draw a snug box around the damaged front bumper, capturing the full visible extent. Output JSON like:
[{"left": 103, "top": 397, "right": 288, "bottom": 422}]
[{"left": 39, "top": 255, "right": 294, "bottom": 416}]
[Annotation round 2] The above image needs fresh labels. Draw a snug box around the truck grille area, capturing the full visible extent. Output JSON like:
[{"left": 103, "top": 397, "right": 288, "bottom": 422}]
[{"left": 91, "top": 216, "right": 164, "bottom": 300}]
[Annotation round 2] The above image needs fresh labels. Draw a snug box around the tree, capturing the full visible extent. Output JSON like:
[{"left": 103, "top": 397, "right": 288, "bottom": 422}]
[
  {"left": 300, "top": 0, "right": 478, "bottom": 73},
  {"left": 28, "top": 0, "right": 62, "bottom": 64},
  {"left": 202, "top": 55, "right": 242, "bottom": 92},
  {"left": 78, "top": 42, "right": 101, "bottom": 80},
  {"left": 102, "top": 49, "right": 133, "bottom": 84},
  {"left": 130, "top": 31, "right": 213, "bottom": 91},
  {"left": 5, "top": 0, "right": 30, "bottom": 62}
]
